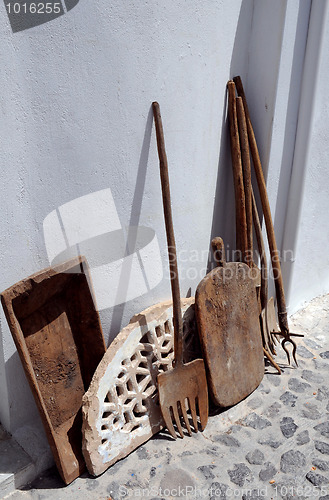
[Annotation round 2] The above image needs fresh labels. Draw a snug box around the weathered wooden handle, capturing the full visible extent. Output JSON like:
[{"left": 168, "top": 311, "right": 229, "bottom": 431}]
[
  {"left": 211, "top": 237, "right": 226, "bottom": 267},
  {"left": 152, "top": 102, "right": 184, "bottom": 365},
  {"left": 236, "top": 96, "right": 253, "bottom": 266},
  {"left": 227, "top": 81, "right": 248, "bottom": 262},
  {"left": 251, "top": 188, "right": 268, "bottom": 312},
  {"left": 233, "top": 76, "right": 289, "bottom": 335}
]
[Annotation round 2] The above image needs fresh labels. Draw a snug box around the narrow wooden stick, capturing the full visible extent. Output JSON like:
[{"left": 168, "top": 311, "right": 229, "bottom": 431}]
[
  {"left": 227, "top": 81, "right": 248, "bottom": 261},
  {"left": 252, "top": 188, "right": 277, "bottom": 356},
  {"left": 152, "top": 102, "right": 183, "bottom": 365},
  {"left": 236, "top": 96, "right": 253, "bottom": 265},
  {"left": 251, "top": 188, "right": 268, "bottom": 312}
]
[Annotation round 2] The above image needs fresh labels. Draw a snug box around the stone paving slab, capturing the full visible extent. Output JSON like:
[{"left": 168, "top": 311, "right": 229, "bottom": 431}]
[
  {"left": 5, "top": 294, "right": 329, "bottom": 500},
  {"left": 0, "top": 424, "right": 36, "bottom": 499}
]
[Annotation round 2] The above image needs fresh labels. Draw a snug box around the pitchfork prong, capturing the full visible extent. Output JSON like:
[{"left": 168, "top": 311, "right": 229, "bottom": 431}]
[
  {"left": 282, "top": 338, "right": 298, "bottom": 367},
  {"left": 189, "top": 397, "right": 198, "bottom": 432},
  {"left": 198, "top": 394, "right": 208, "bottom": 431},
  {"left": 162, "top": 406, "right": 177, "bottom": 439},
  {"left": 268, "top": 336, "right": 277, "bottom": 355},
  {"left": 271, "top": 334, "right": 278, "bottom": 345},
  {"left": 172, "top": 403, "right": 184, "bottom": 438},
  {"left": 180, "top": 400, "right": 192, "bottom": 436}
]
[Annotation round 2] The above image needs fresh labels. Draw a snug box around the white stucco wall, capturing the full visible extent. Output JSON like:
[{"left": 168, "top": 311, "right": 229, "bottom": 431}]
[
  {"left": 281, "top": 0, "right": 329, "bottom": 313},
  {"left": 0, "top": 0, "right": 328, "bottom": 474},
  {"left": 0, "top": 0, "right": 249, "bottom": 469}
]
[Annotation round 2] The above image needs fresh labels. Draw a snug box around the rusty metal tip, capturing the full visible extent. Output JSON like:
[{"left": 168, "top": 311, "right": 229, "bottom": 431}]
[{"left": 281, "top": 337, "right": 298, "bottom": 368}]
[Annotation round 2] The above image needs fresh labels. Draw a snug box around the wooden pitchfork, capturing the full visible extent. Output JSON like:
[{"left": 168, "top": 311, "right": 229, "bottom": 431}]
[
  {"left": 233, "top": 76, "right": 304, "bottom": 365},
  {"left": 152, "top": 102, "right": 208, "bottom": 439}
]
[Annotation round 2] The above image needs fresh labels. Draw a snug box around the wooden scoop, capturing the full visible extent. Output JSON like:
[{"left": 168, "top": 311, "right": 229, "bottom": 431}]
[
  {"left": 195, "top": 237, "right": 264, "bottom": 407},
  {"left": 152, "top": 102, "right": 208, "bottom": 439}
]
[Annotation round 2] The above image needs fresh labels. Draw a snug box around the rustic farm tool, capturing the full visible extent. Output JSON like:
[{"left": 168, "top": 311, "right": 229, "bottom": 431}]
[
  {"left": 152, "top": 101, "right": 208, "bottom": 438},
  {"left": 195, "top": 236, "right": 264, "bottom": 407},
  {"left": 251, "top": 190, "right": 281, "bottom": 374},
  {"left": 233, "top": 75, "right": 303, "bottom": 365},
  {"left": 251, "top": 189, "right": 278, "bottom": 354},
  {"left": 235, "top": 94, "right": 280, "bottom": 373}
]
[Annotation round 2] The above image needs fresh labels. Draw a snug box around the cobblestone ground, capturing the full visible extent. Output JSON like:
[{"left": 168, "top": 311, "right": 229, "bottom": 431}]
[{"left": 7, "top": 294, "right": 329, "bottom": 500}]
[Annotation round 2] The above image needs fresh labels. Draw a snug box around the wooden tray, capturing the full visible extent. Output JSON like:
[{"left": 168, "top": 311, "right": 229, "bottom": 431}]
[{"left": 1, "top": 257, "right": 106, "bottom": 484}]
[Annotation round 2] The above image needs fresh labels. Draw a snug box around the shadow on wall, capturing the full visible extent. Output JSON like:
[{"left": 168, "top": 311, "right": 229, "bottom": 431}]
[
  {"left": 43, "top": 107, "right": 161, "bottom": 345},
  {"left": 210, "top": 0, "right": 302, "bottom": 273},
  {"left": 108, "top": 107, "right": 158, "bottom": 343},
  {"left": 0, "top": 109, "right": 157, "bottom": 468},
  {"left": 4, "top": 0, "right": 80, "bottom": 33},
  {"left": 207, "top": 0, "right": 254, "bottom": 270}
]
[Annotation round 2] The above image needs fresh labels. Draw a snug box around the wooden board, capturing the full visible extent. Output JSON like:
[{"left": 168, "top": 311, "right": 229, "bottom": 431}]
[
  {"left": 195, "top": 257, "right": 264, "bottom": 408},
  {"left": 1, "top": 257, "right": 106, "bottom": 484}
]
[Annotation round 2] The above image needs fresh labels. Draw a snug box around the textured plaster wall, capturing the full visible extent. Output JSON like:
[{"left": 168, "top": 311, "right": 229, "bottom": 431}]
[
  {"left": 0, "top": 0, "right": 328, "bottom": 474},
  {"left": 283, "top": 0, "right": 329, "bottom": 313},
  {"left": 0, "top": 0, "right": 249, "bottom": 468}
]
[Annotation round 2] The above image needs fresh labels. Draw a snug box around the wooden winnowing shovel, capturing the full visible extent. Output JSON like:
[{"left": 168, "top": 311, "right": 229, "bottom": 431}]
[
  {"left": 195, "top": 237, "right": 264, "bottom": 408},
  {"left": 152, "top": 102, "right": 208, "bottom": 439},
  {"left": 194, "top": 83, "right": 263, "bottom": 407}
]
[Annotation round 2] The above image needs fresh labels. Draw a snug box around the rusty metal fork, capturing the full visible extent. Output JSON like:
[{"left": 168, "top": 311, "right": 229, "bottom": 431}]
[
  {"left": 274, "top": 329, "right": 304, "bottom": 366},
  {"left": 153, "top": 101, "right": 208, "bottom": 439}
]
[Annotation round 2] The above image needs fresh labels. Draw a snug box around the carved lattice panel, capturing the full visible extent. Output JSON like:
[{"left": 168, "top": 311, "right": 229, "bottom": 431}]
[{"left": 82, "top": 298, "right": 201, "bottom": 476}]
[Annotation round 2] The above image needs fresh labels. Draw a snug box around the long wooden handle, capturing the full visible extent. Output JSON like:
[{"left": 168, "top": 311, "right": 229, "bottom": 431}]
[
  {"left": 251, "top": 188, "right": 268, "bottom": 311},
  {"left": 227, "top": 81, "right": 248, "bottom": 262},
  {"left": 152, "top": 102, "right": 184, "bottom": 365},
  {"left": 236, "top": 96, "right": 253, "bottom": 265},
  {"left": 233, "top": 76, "right": 289, "bottom": 334}
]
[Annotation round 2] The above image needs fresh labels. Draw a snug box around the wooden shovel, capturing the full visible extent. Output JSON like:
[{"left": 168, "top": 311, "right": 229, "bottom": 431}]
[
  {"left": 152, "top": 102, "right": 208, "bottom": 439},
  {"left": 195, "top": 236, "right": 264, "bottom": 407},
  {"left": 194, "top": 83, "right": 263, "bottom": 407}
]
